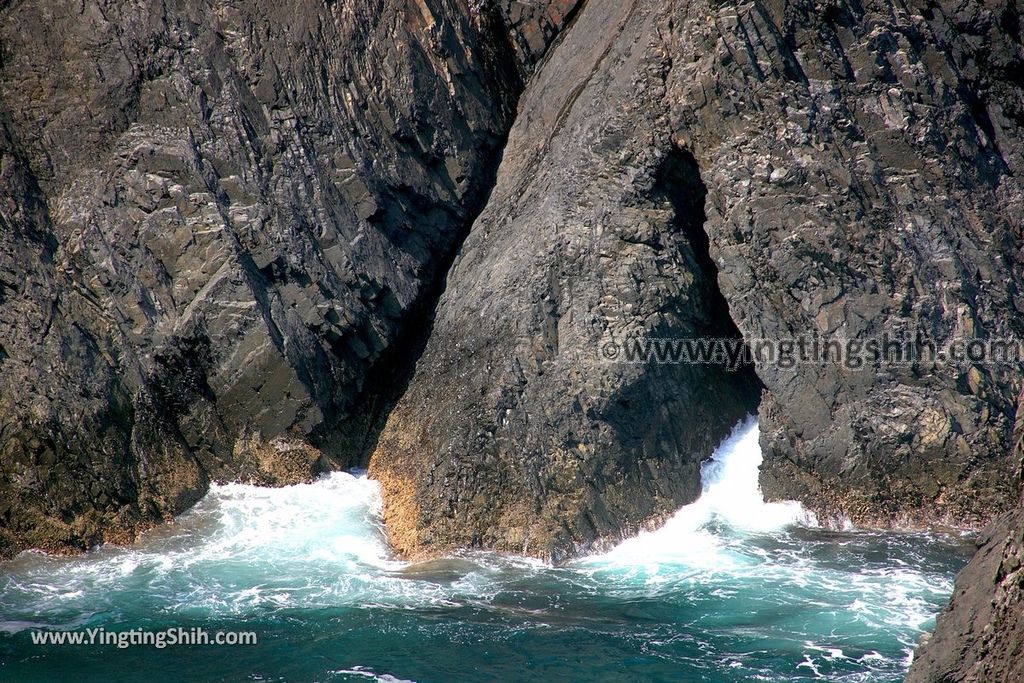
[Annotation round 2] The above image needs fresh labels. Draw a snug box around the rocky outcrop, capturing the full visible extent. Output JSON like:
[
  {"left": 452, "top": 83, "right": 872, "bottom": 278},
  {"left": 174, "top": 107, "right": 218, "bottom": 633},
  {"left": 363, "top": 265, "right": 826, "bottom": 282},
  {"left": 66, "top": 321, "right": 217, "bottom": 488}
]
[
  {"left": 1, "top": 0, "right": 1021, "bottom": 593},
  {"left": 3, "top": 0, "right": 1021, "bottom": 672},
  {"left": 368, "top": 0, "right": 765, "bottom": 561},
  {"left": 907, "top": 393, "right": 1024, "bottom": 682},
  {"left": 907, "top": 507, "right": 1024, "bottom": 683},
  {"left": 369, "top": 0, "right": 1023, "bottom": 561},
  {"left": 741, "top": 0, "right": 1024, "bottom": 530},
  {"left": 0, "top": 0, "right": 579, "bottom": 559}
]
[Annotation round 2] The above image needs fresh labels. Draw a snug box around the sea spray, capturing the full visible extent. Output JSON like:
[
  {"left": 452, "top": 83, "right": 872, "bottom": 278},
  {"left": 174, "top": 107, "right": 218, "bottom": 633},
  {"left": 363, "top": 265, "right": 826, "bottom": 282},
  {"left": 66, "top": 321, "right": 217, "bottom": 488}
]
[
  {"left": 582, "top": 417, "right": 814, "bottom": 570},
  {"left": 0, "top": 420, "right": 971, "bottom": 683}
]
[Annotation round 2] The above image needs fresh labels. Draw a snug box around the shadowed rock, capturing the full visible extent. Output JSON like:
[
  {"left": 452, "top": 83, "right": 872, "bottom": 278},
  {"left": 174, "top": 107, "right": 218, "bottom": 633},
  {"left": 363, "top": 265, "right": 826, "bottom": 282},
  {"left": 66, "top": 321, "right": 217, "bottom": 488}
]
[{"left": 908, "top": 390, "right": 1024, "bottom": 682}]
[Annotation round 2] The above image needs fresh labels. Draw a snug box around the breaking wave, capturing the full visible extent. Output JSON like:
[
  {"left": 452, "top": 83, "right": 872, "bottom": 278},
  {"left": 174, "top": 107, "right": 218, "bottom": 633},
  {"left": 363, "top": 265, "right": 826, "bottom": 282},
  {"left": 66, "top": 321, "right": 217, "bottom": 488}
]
[{"left": 0, "top": 419, "right": 970, "bottom": 682}]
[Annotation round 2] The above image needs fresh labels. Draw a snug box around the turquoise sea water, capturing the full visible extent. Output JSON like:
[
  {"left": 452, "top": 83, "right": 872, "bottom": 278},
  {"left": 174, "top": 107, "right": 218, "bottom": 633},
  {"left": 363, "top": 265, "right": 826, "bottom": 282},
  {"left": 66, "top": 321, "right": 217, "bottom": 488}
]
[{"left": 0, "top": 420, "right": 971, "bottom": 682}]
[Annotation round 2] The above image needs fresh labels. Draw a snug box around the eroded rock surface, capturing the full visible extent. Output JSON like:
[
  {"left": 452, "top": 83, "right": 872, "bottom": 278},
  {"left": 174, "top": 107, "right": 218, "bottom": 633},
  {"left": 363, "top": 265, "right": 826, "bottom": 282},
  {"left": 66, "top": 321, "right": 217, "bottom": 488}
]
[
  {"left": 369, "top": 0, "right": 764, "bottom": 561},
  {"left": 724, "top": 0, "right": 1024, "bottom": 530},
  {"left": 908, "top": 395, "right": 1024, "bottom": 682},
  {"left": 370, "top": 0, "right": 1024, "bottom": 561},
  {"left": 1, "top": 0, "right": 1022, "bottom": 605},
  {"left": 0, "top": 0, "right": 578, "bottom": 558},
  {"left": 907, "top": 507, "right": 1024, "bottom": 683}
]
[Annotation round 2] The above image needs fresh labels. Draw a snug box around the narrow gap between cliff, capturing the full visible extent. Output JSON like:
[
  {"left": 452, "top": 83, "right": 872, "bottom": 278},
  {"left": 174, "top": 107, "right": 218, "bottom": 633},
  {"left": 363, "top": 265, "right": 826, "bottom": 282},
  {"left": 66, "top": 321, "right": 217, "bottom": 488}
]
[
  {"left": 659, "top": 145, "right": 764, "bottom": 420},
  {"left": 321, "top": 8, "right": 585, "bottom": 468}
]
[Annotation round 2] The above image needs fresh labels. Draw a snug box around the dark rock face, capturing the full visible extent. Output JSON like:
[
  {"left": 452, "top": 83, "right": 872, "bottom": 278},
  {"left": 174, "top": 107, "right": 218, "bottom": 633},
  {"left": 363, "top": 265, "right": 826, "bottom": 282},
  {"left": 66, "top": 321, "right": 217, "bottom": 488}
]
[
  {"left": 908, "top": 396, "right": 1024, "bottom": 682},
  {"left": 907, "top": 507, "right": 1024, "bottom": 683},
  {"left": 0, "top": 0, "right": 1021, "bottom": 641},
  {"left": 370, "top": 0, "right": 764, "bottom": 560},
  {"left": 733, "top": 0, "right": 1024, "bottom": 530},
  {"left": 2, "top": 0, "right": 1023, "bottom": 664},
  {"left": 0, "top": 0, "right": 578, "bottom": 558},
  {"left": 370, "top": 0, "right": 1023, "bottom": 561}
]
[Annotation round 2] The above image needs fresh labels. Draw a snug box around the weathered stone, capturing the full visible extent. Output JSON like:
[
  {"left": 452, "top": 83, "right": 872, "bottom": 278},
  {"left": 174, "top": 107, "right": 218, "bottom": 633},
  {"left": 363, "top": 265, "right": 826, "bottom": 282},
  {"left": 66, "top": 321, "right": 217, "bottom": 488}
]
[
  {"left": 0, "top": 0, "right": 577, "bottom": 559},
  {"left": 909, "top": 386, "right": 1024, "bottom": 681},
  {"left": 369, "top": 0, "right": 1023, "bottom": 562},
  {"left": 907, "top": 507, "right": 1024, "bottom": 682}
]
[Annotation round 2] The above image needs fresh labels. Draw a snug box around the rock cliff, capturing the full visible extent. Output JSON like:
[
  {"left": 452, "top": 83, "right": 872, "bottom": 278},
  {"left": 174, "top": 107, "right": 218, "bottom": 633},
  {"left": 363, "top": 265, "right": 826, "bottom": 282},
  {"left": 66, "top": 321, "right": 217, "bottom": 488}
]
[
  {"left": 370, "top": 0, "right": 1024, "bottom": 561},
  {"left": 2, "top": 0, "right": 1024, "bottom": 669},
  {"left": 907, "top": 507, "right": 1024, "bottom": 682},
  {"left": 0, "top": 0, "right": 578, "bottom": 558},
  {"left": 908, "top": 393, "right": 1024, "bottom": 682},
  {"left": 369, "top": 0, "right": 767, "bottom": 560}
]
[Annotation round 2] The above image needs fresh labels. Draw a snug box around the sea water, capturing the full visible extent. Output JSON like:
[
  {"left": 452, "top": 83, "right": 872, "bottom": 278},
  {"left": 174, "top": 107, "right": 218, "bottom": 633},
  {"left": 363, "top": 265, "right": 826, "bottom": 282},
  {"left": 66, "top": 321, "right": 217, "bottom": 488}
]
[{"left": 0, "top": 419, "right": 972, "bottom": 682}]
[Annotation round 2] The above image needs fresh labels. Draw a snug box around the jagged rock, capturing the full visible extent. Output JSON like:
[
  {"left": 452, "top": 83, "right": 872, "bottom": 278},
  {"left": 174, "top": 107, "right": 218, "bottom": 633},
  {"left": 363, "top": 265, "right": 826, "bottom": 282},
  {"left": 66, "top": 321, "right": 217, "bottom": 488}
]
[
  {"left": 907, "top": 389, "right": 1024, "bottom": 682},
  {"left": 906, "top": 506, "right": 1024, "bottom": 682},
  {"left": 0, "top": 0, "right": 577, "bottom": 559},
  {"left": 370, "top": 0, "right": 1023, "bottom": 561},
  {"left": 719, "top": 0, "right": 1024, "bottom": 531},
  {"left": 369, "top": 0, "right": 764, "bottom": 561}
]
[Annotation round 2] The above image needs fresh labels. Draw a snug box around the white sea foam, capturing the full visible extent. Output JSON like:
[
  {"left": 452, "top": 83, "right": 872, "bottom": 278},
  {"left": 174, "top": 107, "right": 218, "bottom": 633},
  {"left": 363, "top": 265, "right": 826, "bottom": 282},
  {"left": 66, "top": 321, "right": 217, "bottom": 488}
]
[
  {"left": 581, "top": 417, "right": 815, "bottom": 569},
  {"left": 331, "top": 666, "right": 417, "bottom": 683},
  {"left": 0, "top": 472, "right": 433, "bottom": 624},
  {"left": 0, "top": 418, "right": 961, "bottom": 683}
]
